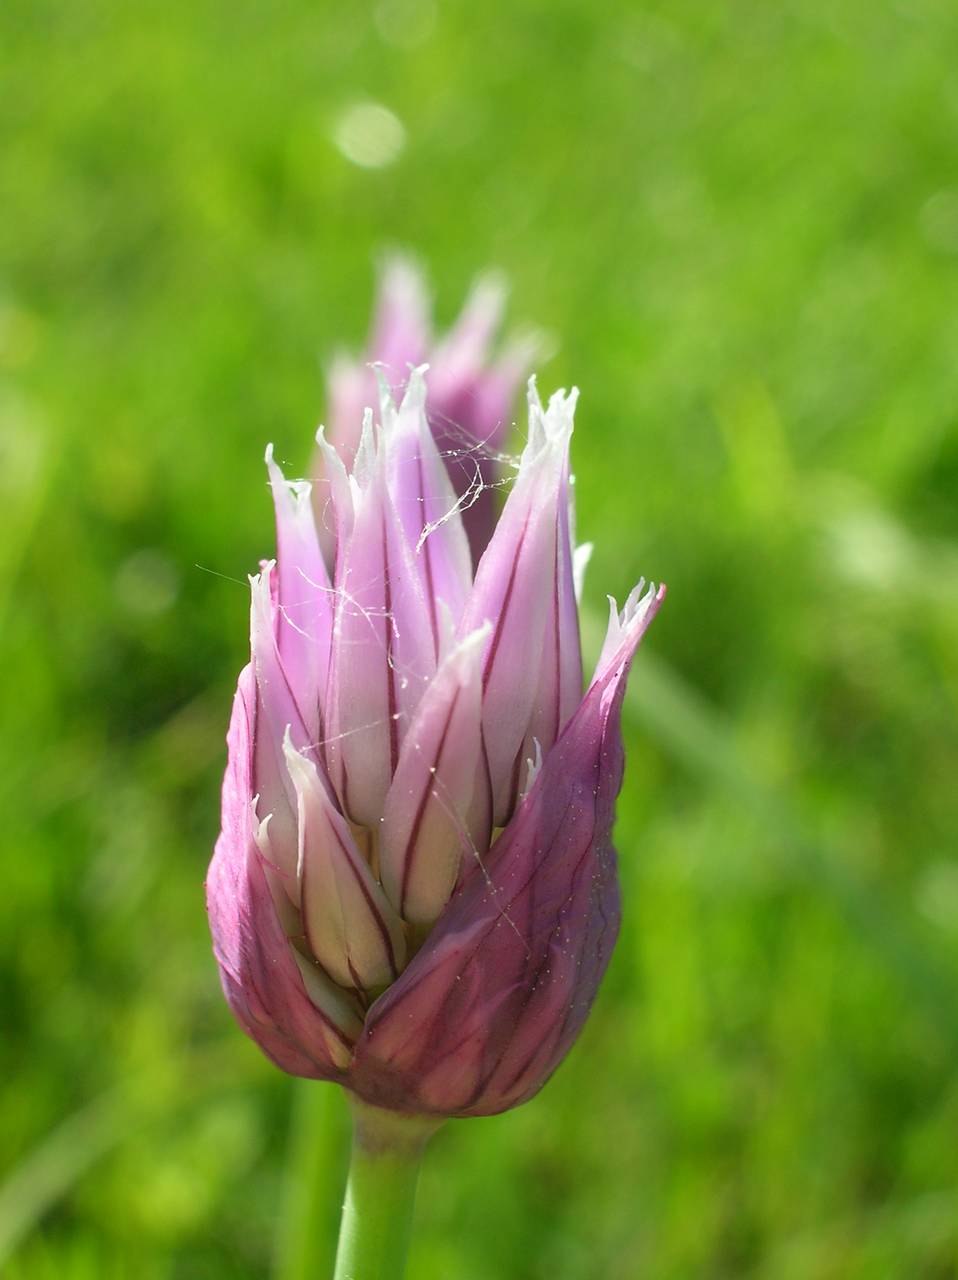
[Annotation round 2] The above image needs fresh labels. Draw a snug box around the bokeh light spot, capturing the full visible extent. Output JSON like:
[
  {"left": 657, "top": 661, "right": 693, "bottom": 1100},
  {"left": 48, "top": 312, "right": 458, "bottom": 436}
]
[{"left": 332, "top": 101, "right": 406, "bottom": 169}]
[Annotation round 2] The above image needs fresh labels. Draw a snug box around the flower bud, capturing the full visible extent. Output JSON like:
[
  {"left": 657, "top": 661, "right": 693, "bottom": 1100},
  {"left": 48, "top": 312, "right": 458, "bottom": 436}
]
[
  {"left": 207, "top": 345, "right": 664, "bottom": 1118},
  {"left": 320, "top": 255, "right": 540, "bottom": 561}
]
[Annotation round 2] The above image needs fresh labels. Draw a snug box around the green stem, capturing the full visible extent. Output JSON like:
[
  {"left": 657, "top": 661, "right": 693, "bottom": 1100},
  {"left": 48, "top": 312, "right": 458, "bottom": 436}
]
[
  {"left": 274, "top": 1080, "right": 349, "bottom": 1280},
  {"left": 333, "top": 1095, "right": 441, "bottom": 1280}
]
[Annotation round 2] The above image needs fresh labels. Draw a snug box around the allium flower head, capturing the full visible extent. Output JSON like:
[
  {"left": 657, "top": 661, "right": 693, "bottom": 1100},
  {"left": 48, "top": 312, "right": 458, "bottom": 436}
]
[
  {"left": 322, "top": 255, "right": 540, "bottom": 561},
  {"left": 207, "top": 361, "right": 664, "bottom": 1117}
]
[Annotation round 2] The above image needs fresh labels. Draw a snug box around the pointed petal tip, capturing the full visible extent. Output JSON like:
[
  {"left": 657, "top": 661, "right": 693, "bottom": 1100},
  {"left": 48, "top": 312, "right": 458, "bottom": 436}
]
[
  {"left": 452, "top": 271, "right": 508, "bottom": 337},
  {"left": 266, "top": 446, "right": 313, "bottom": 504},
  {"left": 399, "top": 362, "right": 430, "bottom": 413},
  {"left": 249, "top": 559, "right": 275, "bottom": 594},
  {"left": 281, "top": 724, "right": 314, "bottom": 789},
  {"left": 351, "top": 409, "right": 378, "bottom": 486},
  {"left": 461, "top": 618, "right": 493, "bottom": 649},
  {"left": 524, "top": 380, "right": 577, "bottom": 459},
  {"left": 370, "top": 362, "right": 395, "bottom": 409},
  {"left": 620, "top": 577, "right": 663, "bottom": 628},
  {"left": 519, "top": 736, "right": 543, "bottom": 801},
  {"left": 565, "top": 384, "right": 580, "bottom": 412},
  {"left": 316, "top": 424, "right": 348, "bottom": 475},
  {"left": 595, "top": 576, "right": 665, "bottom": 682},
  {"left": 545, "top": 385, "right": 578, "bottom": 441},
  {"left": 378, "top": 248, "right": 428, "bottom": 293},
  {"left": 446, "top": 620, "right": 492, "bottom": 677}
]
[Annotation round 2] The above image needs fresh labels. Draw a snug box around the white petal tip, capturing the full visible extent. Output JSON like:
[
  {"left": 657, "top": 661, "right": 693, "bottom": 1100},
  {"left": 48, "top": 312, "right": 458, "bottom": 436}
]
[
  {"left": 281, "top": 726, "right": 313, "bottom": 787},
  {"left": 593, "top": 577, "right": 664, "bottom": 682},
  {"left": 455, "top": 620, "right": 492, "bottom": 662},
  {"left": 250, "top": 560, "right": 276, "bottom": 592},
  {"left": 520, "top": 737, "right": 543, "bottom": 801},
  {"left": 400, "top": 363, "right": 429, "bottom": 413},
  {"left": 380, "top": 250, "right": 427, "bottom": 291}
]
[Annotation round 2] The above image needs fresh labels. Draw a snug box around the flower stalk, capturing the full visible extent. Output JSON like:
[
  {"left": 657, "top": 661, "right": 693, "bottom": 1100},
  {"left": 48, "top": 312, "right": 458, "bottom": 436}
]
[{"left": 333, "top": 1098, "right": 441, "bottom": 1280}]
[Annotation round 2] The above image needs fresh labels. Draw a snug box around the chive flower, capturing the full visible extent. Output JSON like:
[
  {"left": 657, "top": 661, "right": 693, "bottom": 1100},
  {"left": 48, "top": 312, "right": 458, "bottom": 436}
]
[{"left": 207, "top": 362, "right": 663, "bottom": 1117}]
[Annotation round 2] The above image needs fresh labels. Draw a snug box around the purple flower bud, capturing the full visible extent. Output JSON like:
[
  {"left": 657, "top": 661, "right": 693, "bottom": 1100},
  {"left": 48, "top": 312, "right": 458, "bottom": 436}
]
[
  {"left": 320, "top": 255, "right": 540, "bottom": 562},
  {"left": 207, "top": 362, "right": 665, "bottom": 1118}
]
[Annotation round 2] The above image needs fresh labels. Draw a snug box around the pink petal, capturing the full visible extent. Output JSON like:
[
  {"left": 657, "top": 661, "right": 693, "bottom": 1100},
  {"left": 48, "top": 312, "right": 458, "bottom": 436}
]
[
  {"left": 265, "top": 446, "right": 332, "bottom": 741},
  {"left": 323, "top": 427, "right": 436, "bottom": 825},
  {"left": 284, "top": 733, "right": 406, "bottom": 991},
  {"left": 428, "top": 273, "right": 507, "bottom": 407},
  {"left": 519, "top": 417, "right": 583, "bottom": 765},
  {"left": 458, "top": 384, "right": 576, "bottom": 825},
  {"left": 207, "top": 666, "right": 362, "bottom": 1077},
  {"left": 369, "top": 253, "right": 431, "bottom": 383},
  {"left": 384, "top": 368, "right": 473, "bottom": 652},
  {"left": 380, "top": 626, "right": 488, "bottom": 928},
  {"left": 249, "top": 566, "right": 312, "bottom": 879}
]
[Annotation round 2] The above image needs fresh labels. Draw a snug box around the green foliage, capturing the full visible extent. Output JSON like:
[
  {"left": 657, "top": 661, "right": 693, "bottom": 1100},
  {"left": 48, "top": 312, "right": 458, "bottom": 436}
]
[{"left": 2, "top": 0, "right": 957, "bottom": 1275}]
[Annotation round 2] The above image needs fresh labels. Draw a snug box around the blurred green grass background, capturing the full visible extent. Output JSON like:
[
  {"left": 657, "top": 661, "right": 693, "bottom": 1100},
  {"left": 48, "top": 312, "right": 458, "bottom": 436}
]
[{"left": 2, "top": 0, "right": 958, "bottom": 1276}]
